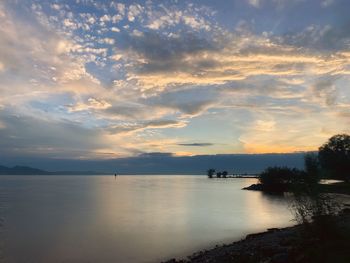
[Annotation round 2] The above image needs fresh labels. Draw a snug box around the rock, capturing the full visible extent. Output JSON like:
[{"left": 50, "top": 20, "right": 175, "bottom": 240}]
[
  {"left": 342, "top": 208, "right": 350, "bottom": 214},
  {"left": 161, "top": 258, "right": 177, "bottom": 263},
  {"left": 242, "top": 184, "right": 264, "bottom": 191},
  {"left": 246, "top": 232, "right": 266, "bottom": 239},
  {"left": 261, "top": 245, "right": 278, "bottom": 257},
  {"left": 271, "top": 253, "right": 289, "bottom": 263}
]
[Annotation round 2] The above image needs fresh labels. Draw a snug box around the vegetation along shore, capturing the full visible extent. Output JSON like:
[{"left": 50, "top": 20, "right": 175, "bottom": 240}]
[{"left": 164, "top": 134, "right": 350, "bottom": 263}]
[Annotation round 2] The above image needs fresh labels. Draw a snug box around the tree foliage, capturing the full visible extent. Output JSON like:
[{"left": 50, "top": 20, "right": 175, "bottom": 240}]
[
  {"left": 290, "top": 150, "right": 341, "bottom": 226},
  {"left": 207, "top": 168, "right": 215, "bottom": 178},
  {"left": 259, "top": 166, "right": 304, "bottom": 192},
  {"left": 303, "top": 152, "right": 320, "bottom": 184},
  {"left": 318, "top": 134, "right": 350, "bottom": 181}
]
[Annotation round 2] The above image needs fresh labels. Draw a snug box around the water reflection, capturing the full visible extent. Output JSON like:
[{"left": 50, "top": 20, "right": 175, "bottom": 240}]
[{"left": 0, "top": 176, "right": 294, "bottom": 263}]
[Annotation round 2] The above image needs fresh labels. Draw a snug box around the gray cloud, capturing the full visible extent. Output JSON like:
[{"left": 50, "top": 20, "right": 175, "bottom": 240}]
[
  {"left": 118, "top": 31, "right": 222, "bottom": 75},
  {"left": 143, "top": 87, "right": 218, "bottom": 116},
  {"left": 121, "top": 31, "right": 217, "bottom": 61},
  {"left": 103, "top": 105, "right": 147, "bottom": 119},
  {"left": 0, "top": 109, "right": 107, "bottom": 158},
  {"left": 312, "top": 76, "right": 338, "bottom": 106},
  {"left": 279, "top": 22, "right": 350, "bottom": 51},
  {"left": 178, "top": 143, "right": 214, "bottom": 147}
]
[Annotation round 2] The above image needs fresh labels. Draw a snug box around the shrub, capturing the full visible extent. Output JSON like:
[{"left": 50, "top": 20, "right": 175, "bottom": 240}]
[
  {"left": 304, "top": 152, "right": 320, "bottom": 184},
  {"left": 259, "top": 166, "right": 304, "bottom": 192},
  {"left": 318, "top": 134, "right": 350, "bottom": 181},
  {"left": 290, "top": 152, "right": 341, "bottom": 229}
]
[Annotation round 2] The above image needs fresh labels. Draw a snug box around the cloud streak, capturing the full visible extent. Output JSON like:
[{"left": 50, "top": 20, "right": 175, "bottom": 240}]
[{"left": 178, "top": 143, "right": 214, "bottom": 147}]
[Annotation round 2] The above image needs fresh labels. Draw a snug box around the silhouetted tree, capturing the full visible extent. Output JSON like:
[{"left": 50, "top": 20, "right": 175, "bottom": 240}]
[
  {"left": 222, "top": 171, "right": 228, "bottom": 178},
  {"left": 304, "top": 153, "right": 320, "bottom": 185},
  {"left": 207, "top": 168, "right": 215, "bottom": 178},
  {"left": 259, "top": 166, "right": 304, "bottom": 192},
  {"left": 318, "top": 134, "right": 350, "bottom": 181},
  {"left": 216, "top": 172, "right": 222, "bottom": 178},
  {"left": 290, "top": 150, "right": 341, "bottom": 226}
]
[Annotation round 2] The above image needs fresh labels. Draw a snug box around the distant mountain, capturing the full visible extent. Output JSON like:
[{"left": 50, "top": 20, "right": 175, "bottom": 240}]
[
  {"left": 0, "top": 165, "right": 49, "bottom": 175},
  {"left": 50, "top": 171, "right": 110, "bottom": 175},
  {"left": 1, "top": 152, "right": 307, "bottom": 175},
  {"left": 0, "top": 165, "right": 108, "bottom": 175}
]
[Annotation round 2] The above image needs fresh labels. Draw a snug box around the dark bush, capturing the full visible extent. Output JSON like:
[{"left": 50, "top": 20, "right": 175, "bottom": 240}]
[
  {"left": 318, "top": 134, "right": 350, "bottom": 181},
  {"left": 304, "top": 152, "right": 320, "bottom": 184},
  {"left": 259, "top": 166, "right": 305, "bottom": 192}
]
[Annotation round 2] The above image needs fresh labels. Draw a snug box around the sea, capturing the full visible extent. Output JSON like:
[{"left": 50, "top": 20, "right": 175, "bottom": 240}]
[{"left": 0, "top": 175, "right": 294, "bottom": 263}]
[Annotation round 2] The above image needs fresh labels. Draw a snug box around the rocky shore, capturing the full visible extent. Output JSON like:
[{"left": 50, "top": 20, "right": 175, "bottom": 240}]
[
  {"left": 242, "top": 183, "right": 264, "bottom": 191},
  {"left": 162, "top": 211, "right": 350, "bottom": 263}
]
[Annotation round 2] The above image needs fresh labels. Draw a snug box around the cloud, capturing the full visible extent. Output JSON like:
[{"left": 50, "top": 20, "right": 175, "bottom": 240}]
[
  {"left": 321, "top": 0, "right": 334, "bottom": 7},
  {"left": 114, "top": 28, "right": 350, "bottom": 96},
  {"left": 100, "top": 37, "right": 115, "bottom": 45},
  {"left": 143, "top": 87, "right": 217, "bottom": 117},
  {"left": 119, "top": 31, "right": 217, "bottom": 63},
  {"left": 110, "top": 2, "right": 125, "bottom": 16},
  {"left": 50, "top": 4, "right": 61, "bottom": 10},
  {"left": 145, "top": 3, "right": 213, "bottom": 31},
  {"left": 0, "top": 109, "right": 108, "bottom": 158},
  {"left": 100, "top": 14, "right": 111, "bottom": 22},
  {"left": 177, "top": 143, "right": 214, "bottom": 147},
  {"left": 111, "top": 27, "right": 120, "bottom": 32},
  {"left": 279, "top": 22, "right": 350, "bottom": 51},
  {"left": 0, "top": 2, "right": 100, "bottom": 103},
  {"left": 310, "top": 77, "right": 338, "bottom": 106},
  {"left": 127, "top": 4, "right": 143, "bottom": 22},
  {"left": 107, "top": 119, "right": 188, "bottom": 134},
  {"left": 248, "top": 0, "right": 261, "bottom": 8},
  {"left": 1, "top": 0, "right": 350, "bottom": 159},
  {"left": 67, "top": 98, "right": 111, "bottom": 112}
]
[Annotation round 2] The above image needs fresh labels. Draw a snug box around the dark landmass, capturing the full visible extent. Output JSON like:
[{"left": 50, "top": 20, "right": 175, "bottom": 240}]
[
  {"left": 2, "top": 152, "right": 305, "bottom": 174},
  {"left": 0, "top": 165, "right": 108, "bottom": 175},
  {"left": 163, "top": 210, "right": 350, "bottom": 263},
  {"left": 0, "top": 165, "right": 48, "bottom": 175},
  {"left": 243, "top": 182, "right": 350, "bottom": 195},
  {"left": 242, "top": 183, "right": 264, "bottom": 191},
  {"left": 50, "top": 171, "right": 110, "bottom": 175},
  {"left": 318, "top": 182, "right": 350, "bottom": 195}
]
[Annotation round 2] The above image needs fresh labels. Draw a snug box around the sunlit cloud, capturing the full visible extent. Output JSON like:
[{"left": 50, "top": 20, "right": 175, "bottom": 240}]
[{"left": 0, "top": 0, "right": 349, "bottom": 159}]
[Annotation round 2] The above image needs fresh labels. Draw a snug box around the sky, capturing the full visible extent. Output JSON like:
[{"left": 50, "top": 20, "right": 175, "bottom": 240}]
[{"left": 0, "top": 0, "right": 350, "bottom": 163}]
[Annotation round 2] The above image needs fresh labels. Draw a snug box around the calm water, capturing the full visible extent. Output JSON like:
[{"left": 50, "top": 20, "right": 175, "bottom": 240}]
[{"left": 0, "top": 176, "right": 294, "bottom": 263}]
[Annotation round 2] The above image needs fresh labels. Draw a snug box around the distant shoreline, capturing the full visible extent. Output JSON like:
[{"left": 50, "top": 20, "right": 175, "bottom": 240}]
[
  {"left": 0, "top": 167, "right": 260, "bottom": 176},
  {"left": 0, "top": 174, "right": 259, "bottom": 177}
]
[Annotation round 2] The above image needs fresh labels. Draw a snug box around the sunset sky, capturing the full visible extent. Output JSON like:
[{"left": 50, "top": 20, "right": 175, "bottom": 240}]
[{"left": 0, "top": 0, "right": 349, "bottom": 161}]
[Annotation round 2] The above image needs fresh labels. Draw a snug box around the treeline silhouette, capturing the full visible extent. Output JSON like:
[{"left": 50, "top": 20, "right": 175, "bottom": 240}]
[
  {"left": 208, "top": 134, "right": 350, "bottom": 188},
  {"left": 207, "top": 169, "right": 229, "bottom": 178},
  {"left": 256, "top": 134, "right": 350, "bottom": 192},
  {"left": 238, "top": 134, "right": 350, "bottom": 225}
]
